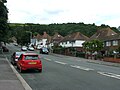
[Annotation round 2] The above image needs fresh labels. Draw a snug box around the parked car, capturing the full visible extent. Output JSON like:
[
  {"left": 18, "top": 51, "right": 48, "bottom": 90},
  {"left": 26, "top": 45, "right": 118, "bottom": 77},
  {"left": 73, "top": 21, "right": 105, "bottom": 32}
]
[
  {"left": 13, "top": 43, "right": 18, "bottom": 46},
  {"left": 17, "top": 53, "right": 42, "bottom": 73},
  {"left": 28, "top": 46, "right": 34, "bottom": 51},
  {"left": 2, "top": 46, "right": 9, "bottom": 52},
  {"left": 21, "top": 46, "right": 27, "bottom": 51},
  {"left": 36, "top": 45, "right": 42, "bottom": 50},
  {"left": 40, "top": 47, "right": 49, "bottom": 54},
  {"left": 11, "top": 51, "right": 26, "bottom": 65}
]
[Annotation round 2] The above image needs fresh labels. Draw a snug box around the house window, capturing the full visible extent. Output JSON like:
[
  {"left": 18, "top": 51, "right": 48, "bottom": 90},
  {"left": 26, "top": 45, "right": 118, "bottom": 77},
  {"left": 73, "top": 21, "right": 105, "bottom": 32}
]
[
  {"left": 69, "top": 41, "right": 72, "bottom": 44},
  {"left": 106, "top": 41, "right": 111, "bottom": 46},
  {"left": 113, "top": 40, "right": 118, "bottom": 46},
  {"left": 71, "top": 41, "right": 75, "bottom": 44}
]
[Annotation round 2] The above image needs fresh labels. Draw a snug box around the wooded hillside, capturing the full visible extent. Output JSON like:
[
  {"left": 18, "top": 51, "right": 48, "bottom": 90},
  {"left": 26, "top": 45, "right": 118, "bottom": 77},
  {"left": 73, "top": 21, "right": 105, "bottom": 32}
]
[{"left": 9, "top": 23, "right": 120, "bottom": 38}]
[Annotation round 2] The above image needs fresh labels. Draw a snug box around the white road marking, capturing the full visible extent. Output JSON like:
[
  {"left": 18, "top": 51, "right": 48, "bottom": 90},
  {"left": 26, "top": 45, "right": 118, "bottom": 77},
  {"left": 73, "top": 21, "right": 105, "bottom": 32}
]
[
  {"left": 76, "top": 60, "right": 82, "bottom": 61},
  {"left": 44, "top": 58, "right": 52, "bottom": 61},
  {"left": 54, "top": 61, "right": 67, "bottom": 65},
  {"left": 70, "top": 65, "right": 94, "bottom": 71},
  {"left": 98, "top": 71, "right": 120, "bottom": 80}
]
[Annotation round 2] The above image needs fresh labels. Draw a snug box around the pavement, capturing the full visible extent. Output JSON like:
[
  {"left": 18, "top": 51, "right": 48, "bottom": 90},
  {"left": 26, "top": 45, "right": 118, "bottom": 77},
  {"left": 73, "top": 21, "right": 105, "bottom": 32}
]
[{"left": 0, "top": 53, "right": 32, "bottom": 90}]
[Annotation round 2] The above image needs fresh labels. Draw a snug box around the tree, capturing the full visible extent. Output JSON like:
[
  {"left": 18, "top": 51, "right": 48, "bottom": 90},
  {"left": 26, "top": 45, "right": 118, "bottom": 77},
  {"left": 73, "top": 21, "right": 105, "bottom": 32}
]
[
  {"left": 83, "top": 40, "right": 103, "bottom": 52},
  {"left": 83, "top": 40, "right": 103, "bottom": 59},
  {"left": 16, "top": 31, "right": 30, "bottom": 46},
  {"left": 0, "top": 0, "right": 9, "bottom": 43}
]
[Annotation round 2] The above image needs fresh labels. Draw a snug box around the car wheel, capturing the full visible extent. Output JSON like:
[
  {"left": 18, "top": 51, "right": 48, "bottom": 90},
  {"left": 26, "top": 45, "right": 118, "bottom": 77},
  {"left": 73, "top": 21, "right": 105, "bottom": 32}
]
[
  {"left": 11, "top": 61, "right": 15, "bottom": 65},
  {"left": 38, "top": 69, "right": 42, "bottom": 73},
  {"left": 13, "top": 62, "right": 16, "bottom": 66},
  {"left": 11, "top": 61, "right": 13, "bottom": 65},
  {"left": 16, "top": 65, "right": 19, "bottom": 70}
]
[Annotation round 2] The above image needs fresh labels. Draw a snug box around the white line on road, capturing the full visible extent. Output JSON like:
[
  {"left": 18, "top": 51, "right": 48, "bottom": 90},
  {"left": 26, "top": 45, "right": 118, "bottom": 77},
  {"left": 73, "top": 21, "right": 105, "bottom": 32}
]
[
  {"left": 70, "top": 65, "right": 94, "bottom": 71},
  {"left": 76, "top": 60, "right": 82, "bottom": 61},
  {"left": 44, "top": 58, "right": 52, "bottom": 61},
  {"left": 98, "top": 71, "right": 120, "bottom": 80},
  {"left": 54, "top": 61, "right": 67, "bottom": 65}
]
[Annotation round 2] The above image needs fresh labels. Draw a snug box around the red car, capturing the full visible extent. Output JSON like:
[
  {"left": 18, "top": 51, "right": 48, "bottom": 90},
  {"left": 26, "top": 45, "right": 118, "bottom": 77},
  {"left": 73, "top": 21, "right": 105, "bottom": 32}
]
[{"left": 17, "top": 53, "right": 42, "bottom": 73}]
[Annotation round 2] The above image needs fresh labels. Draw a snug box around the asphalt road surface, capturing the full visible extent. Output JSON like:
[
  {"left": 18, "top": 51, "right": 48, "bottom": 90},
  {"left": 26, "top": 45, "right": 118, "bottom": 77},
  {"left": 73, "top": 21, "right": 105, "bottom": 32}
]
[{"left": 5, "top": 44, "right": 120, "bottom": 90}]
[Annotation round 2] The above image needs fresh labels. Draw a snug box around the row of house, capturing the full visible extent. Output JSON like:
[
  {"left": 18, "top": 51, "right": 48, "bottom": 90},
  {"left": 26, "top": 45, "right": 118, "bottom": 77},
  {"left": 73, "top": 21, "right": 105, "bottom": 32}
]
[
  {"left": 89, "top": 28, "right": 120, "bottom": 53},
  {"left": 31, "top": 27, "right": 120, "bottom": 55}
]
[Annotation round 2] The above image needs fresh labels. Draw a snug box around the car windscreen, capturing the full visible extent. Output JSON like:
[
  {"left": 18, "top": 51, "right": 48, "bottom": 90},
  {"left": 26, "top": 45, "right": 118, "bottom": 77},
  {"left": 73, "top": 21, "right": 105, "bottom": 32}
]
[{"left": 24, "top": 55, "right": 39, "bottom": 60}]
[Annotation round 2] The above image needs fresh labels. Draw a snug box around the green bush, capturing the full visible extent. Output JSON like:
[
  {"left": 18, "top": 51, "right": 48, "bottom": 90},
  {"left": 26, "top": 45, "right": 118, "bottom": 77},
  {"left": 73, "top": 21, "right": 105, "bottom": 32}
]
[
  {"left": 76, "top": 52, "right": 85, "bottom": 58},
  {"left": 53, "top": 46, "right": 65, "bottom": 54}
]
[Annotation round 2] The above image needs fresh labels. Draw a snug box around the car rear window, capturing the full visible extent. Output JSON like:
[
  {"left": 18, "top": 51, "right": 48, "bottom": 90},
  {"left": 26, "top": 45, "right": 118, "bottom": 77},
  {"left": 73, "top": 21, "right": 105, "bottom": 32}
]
[
  {"left": 16, "top": 52, "right": 25, "bottom": 57},
  {"left": 42, "top": 48, "right": 48, "bottom": 51},
  {"left": 24, "top": 55, "right": 39, "bottom": 60}
]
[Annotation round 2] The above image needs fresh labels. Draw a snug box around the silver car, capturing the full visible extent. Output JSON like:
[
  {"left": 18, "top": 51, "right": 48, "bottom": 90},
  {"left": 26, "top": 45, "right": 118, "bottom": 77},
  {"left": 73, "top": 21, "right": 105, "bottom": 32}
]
[{"left": 11, "top": 51, "right": 26, "bottom": 65}]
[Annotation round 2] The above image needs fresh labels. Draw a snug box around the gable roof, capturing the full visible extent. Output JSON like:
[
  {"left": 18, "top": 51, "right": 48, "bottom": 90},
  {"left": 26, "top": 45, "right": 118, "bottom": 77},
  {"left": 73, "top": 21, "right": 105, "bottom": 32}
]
[
  {"left": 104, "top": 33, "right": 120, "bottom": 41},
  {"left": 35, "top": 34, "right": 42, "bottom": 40},
  {"left": 42, "top": 32, "right": 52, "bottom": 43},
  {"left": 52, "top": 32, "right": 64, "bottom": 43},
  {"left": 62, "top": 32, "right": 89, "bottom": 42},
  {"left": 89, "top": 27, "right": 117, "bottom": 40}
]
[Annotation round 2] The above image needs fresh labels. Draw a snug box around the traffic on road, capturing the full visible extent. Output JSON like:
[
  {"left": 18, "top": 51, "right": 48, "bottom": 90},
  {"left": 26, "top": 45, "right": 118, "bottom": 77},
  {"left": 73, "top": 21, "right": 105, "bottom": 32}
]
[{"left": 3, "top": 43, "right": 120, "bottom": 90}]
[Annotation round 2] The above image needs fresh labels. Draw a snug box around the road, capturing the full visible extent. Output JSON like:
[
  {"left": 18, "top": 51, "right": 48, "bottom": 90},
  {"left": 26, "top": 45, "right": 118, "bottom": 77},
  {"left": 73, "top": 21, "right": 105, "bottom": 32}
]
[{"left": 4, "top": 44, "right": 120, "bottom": 90}]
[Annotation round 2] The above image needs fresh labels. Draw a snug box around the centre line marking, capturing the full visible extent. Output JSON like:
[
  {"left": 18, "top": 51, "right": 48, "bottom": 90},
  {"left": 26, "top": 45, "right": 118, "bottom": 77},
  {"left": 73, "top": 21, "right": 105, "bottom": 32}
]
[
  {"left": 54, "top": 61, "right": 67, "bottom": 65},
  {"left": 44, "top": 58, "right": 52, "bottom": 61},
  {"left": 70, "top": 65, "right": 94, "bottom": 71},
  {"left": 98, "top": 71, "right": 120, "bottom": 80}
]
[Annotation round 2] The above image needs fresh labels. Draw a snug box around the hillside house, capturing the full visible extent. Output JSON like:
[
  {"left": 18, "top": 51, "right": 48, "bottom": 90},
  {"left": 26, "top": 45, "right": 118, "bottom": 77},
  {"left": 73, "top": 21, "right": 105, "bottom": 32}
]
[
  {"left": 89, "top": 27, "right": 117, "bottom": 41},
  {"left": 60, "top": 32, "right": 89, "bottom": 48},
  {"left": 50, "top": 32, "right": 64, "bottom": 47},
  {"left": 59, "top": 32, "right": 89, "bottom": 55},
  {"left": 31, "top": 32, "right": 51, "bottom": 48},
  {"left": 103, "top": 33, "right": 120, "bottom": 53},
  {"left": 87, "top": 27, "right": 119, "bottom": 57}
]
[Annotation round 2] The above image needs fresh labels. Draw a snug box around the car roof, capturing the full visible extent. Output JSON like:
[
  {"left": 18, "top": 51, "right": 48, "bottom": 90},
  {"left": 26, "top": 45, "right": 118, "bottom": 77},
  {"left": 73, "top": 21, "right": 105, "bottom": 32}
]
[
  {"left": 22, "top": 46, "right": 27, "bottom": 47},
  {"left": 15, "top": 51, "right": 26, "bottom": 54},
  {"left": 22, "top": 53, "right": 38, "bottom": 56}
]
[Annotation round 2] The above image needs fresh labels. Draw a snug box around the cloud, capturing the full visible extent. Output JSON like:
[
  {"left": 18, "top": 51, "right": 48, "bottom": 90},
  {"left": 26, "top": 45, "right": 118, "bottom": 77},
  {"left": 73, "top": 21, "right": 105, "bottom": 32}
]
[{"left": 7, "top": 0, "right": 120, "bottom": 27}]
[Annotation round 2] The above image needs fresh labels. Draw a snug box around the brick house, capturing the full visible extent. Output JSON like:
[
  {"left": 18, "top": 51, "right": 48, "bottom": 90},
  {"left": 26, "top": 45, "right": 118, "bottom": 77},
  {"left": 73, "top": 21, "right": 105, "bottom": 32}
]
[
  {"left": 103, "top": 33, "right": 120, "bottom": 53},
  {"left": 88, "top": 27, "right": 119, "bottom": 55}
]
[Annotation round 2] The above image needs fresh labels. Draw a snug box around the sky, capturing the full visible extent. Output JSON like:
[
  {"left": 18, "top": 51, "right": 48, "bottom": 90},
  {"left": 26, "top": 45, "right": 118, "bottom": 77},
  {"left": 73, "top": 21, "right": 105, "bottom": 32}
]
[{"left": 7, "top": 0, "right": 120, "bottom": 28}]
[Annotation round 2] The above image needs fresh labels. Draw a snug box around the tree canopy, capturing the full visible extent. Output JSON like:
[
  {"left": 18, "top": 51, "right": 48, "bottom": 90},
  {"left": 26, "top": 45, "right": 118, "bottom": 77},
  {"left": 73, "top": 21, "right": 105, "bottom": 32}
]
[
  {"left": 82, "top": 39, "right": 103, "bottom": 53},
  {"left": 0, "top": 0, "right": 9, "bottom": 43},
  {"left": 9, "top": 23, "right": 120, "bottom": 38}
]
